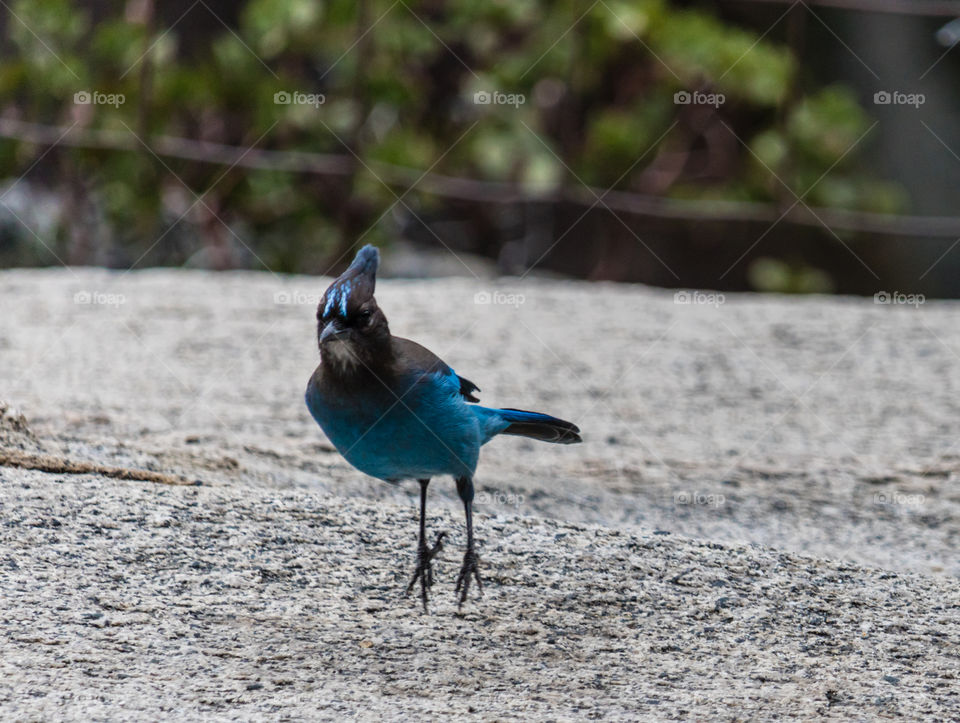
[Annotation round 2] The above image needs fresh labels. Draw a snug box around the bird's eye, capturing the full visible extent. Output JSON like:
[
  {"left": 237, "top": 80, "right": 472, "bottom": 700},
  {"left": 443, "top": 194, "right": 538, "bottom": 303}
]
[{"left": 358, "top": 309, "right": 373, "bottom": 325}]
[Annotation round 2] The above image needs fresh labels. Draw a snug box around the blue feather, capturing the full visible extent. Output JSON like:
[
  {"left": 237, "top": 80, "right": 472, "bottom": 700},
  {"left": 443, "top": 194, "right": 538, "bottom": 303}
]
[{"left": 307, "top": 368, "right": 483, "bottom": 480}]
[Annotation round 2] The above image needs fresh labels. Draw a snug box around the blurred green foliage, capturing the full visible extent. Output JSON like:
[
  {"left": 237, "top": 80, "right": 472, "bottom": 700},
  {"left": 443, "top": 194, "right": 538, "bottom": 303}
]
[{"left": 0, "top": 0, "right": 903, "bottom": 273}]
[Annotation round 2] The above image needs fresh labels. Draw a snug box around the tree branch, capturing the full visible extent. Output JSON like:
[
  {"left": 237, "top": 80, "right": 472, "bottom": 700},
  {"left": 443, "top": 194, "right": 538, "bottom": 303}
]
[{"left": 2, "top": 117, "right": 959, "bottom": 238}]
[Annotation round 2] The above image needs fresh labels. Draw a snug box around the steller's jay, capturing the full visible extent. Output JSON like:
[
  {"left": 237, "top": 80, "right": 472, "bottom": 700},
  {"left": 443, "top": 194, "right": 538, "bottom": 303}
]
[{"left": 305, "top": 245, "right": 581, "bottom": 610}]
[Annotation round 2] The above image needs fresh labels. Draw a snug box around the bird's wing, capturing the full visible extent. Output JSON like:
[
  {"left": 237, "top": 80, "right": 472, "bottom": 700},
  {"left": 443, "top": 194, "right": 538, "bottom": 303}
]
[
  {"left": 456, "top": 374, "right": 481, "bottom": 403},
  {"left": 391, "top": 336, "right": 481, "bottom": 402}
]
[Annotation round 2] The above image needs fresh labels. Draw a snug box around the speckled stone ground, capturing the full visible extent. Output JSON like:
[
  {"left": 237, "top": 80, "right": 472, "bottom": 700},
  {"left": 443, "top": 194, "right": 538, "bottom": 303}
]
[{"left": 1, "top": 267, "right": 959, "bottom": 719}]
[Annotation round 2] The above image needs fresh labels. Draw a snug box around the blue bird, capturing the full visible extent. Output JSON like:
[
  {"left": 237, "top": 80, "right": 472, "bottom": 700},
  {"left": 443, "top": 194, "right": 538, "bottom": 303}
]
[{"left": 305, "top": 244, "right": 581, "bottom": 610}]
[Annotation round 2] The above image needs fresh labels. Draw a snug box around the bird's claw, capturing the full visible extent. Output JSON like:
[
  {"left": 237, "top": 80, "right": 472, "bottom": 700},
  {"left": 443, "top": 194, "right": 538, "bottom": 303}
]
[
  {"left": 454, "top": 548, "right": 483, "bottom": 609},
  {"left": 405, "top": 531, "right": 446, "bottom": 611}
]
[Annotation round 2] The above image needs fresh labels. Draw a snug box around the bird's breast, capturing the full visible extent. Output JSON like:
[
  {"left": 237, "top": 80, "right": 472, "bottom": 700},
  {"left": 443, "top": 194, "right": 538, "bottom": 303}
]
[{"left": 305, "top": 368, "right": 481, "bottom": 481}]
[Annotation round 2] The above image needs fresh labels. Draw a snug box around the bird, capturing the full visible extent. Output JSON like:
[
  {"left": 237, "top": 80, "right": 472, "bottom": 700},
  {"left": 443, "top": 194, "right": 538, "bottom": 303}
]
[{"left": 305, "top": 244, "right": 581, "bottom": 611}]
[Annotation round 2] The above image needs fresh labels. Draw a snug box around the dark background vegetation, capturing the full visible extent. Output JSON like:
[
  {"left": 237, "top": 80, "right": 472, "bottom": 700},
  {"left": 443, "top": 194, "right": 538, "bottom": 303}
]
[{"left": 1, "top": 0, "right": 960, "bottom": 295}]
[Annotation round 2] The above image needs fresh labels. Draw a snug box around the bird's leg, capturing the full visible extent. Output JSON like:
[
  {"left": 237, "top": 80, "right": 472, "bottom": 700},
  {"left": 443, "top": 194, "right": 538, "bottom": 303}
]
[
  {"left": 454, "top": 475, "right": 483, "bottom": 608},
  {"left": 405, "top": 478, "right": 445, "bottom": 611}
]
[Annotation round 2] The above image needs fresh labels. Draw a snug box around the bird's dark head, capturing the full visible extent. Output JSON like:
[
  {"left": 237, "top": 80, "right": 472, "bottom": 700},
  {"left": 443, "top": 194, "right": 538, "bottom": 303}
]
[{"left": 317, "top": 245, "right": 391, "bottom": 371}]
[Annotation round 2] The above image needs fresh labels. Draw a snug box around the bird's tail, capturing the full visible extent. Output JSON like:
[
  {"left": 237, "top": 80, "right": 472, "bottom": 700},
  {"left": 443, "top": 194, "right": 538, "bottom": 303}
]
[{"left": 488, "top": 407, "right": 581, "bottom": 444}]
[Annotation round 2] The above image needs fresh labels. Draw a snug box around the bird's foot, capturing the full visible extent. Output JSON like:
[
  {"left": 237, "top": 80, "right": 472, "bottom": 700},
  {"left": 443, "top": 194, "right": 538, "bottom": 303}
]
[
  {"left": 454, "top": 548, "right": 483, "bottom": 609},
  {"left": 404, "top": 531, "right": 446, "bottom": 611}
]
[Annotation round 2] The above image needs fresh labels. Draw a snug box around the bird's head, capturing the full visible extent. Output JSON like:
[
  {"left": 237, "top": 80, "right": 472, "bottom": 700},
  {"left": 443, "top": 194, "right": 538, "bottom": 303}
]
[{"left": 317, "top": 244, "right": 390, "bottom": 370}]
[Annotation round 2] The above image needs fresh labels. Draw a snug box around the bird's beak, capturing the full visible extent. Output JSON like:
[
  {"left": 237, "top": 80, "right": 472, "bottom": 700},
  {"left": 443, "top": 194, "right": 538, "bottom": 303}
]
[{"left": 320, "top": 322, "right": 348, "bottom": 344}]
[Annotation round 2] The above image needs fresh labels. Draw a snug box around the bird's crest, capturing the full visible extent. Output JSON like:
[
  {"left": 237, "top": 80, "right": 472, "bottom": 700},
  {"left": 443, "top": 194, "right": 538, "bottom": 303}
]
[{"left": 320, "top": 245, "right": 379, "bottom": 320}]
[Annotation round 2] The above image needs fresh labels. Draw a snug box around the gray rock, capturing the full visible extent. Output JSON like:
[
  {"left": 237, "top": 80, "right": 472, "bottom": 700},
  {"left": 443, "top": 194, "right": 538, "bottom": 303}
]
[{"left": 1, "top": 268, "right": 959, "bottom": 720}]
